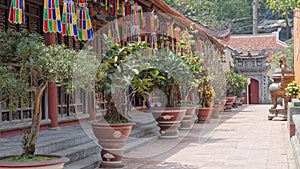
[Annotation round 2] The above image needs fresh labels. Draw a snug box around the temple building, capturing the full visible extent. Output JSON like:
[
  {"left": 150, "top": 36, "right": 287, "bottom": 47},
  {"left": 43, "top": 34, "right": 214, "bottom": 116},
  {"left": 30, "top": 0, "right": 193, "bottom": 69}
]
[
  {"left": 228, "top": 33, "right": 286, "bottom": 104},
  {"left": 0, "top": 0, "right": 226, "bottom": 134},
  {"left": 232, "top": 50, "right": 271, "bottom": 104}
]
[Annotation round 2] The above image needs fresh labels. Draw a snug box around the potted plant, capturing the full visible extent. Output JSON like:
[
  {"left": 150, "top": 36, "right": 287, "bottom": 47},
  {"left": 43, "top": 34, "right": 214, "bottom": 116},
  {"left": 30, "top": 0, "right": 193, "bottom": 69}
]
[
  {"left": 285, "top": 80, "right": 300, "bottom": 99},
  {"left": 196, "top": 69, "right": 216, "bottom": 123},
  {"left": 225, "top": 70, "right": 248, "bottom": 111},
  {"left": 174, "top": 29, "right": 204, "bottom": 129},
  {"left": 75, "top": 39, "right": 158, "bottom": 168},
  {"left": 0, "top": 30, "right": 76, "bottom": 168},
  {"left": 146, "top": 49, "right": 198, "bottom": 138}
]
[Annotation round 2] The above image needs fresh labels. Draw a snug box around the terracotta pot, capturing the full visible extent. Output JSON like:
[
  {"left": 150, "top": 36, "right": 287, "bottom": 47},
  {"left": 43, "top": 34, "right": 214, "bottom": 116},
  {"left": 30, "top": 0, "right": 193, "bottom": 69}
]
[
  {"left": 151, "top": 107, "right": 186, "bottom": 138},
  {"left": 196, "top": 107, "right": 213, "bottom": 123},
  {"left": 220, "top": 99, "right": 227, "bottom": 107},
  {"left": 226, "top": 96, "right": 237, "bottom": 104},
  {"left": 225, "top": 96, "right": 237, "bottom": 111},
  {"left": 0, "top": 155, "right": 69, "bottom": 169},
  {"left": 212, "top": 104, "right": 223, "bottom": 118},
  {"left": 179, "top": 106, "right": 196, "bottom": 130},
  {"left": 91, "top": 123, "right": 134, "bottom": 168}
]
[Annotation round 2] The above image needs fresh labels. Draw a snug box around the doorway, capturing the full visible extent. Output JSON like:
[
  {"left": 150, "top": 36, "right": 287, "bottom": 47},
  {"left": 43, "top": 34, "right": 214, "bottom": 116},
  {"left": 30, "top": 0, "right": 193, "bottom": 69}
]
[{"left": 249, "top": 78, "right": 259, "bottom": 104}]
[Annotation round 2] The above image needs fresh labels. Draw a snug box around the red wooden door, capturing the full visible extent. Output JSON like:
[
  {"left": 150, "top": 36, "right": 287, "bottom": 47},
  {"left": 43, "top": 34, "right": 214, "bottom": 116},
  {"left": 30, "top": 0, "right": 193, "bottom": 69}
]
[{"left": 249, "top": 79, "right": 259, "bottom": 104}]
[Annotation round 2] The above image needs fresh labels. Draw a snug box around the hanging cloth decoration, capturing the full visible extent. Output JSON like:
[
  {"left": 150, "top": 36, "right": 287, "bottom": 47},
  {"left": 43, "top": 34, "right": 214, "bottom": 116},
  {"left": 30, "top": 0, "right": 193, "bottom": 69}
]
[
  {"left": 62, "top": 0, "right": 78, "bottom": 38},
  {"left": 110, "top": 0, "right": 117, "bottom": 17},
  {"left": 9, "top": 0, "right": 25, "bottom": 24},
  {"left": 165, "top": 22, "right": 170, "bottom": 51},
  {"left": 76, "top": 0, "right": 94, "bottom": 41},
  {"left": 133, "top": 25, "right": 141, "bottom": 42},
  {"left": 150, "top": 12, "right": 158, "bottom": 52},
  {"left": 114, "top": 20, "right": 121, "bottom": 44},
  {"left": 124, "top": 0, "right": 133, "bottom": 23},
  {"left": 43, "top": 0, "right": 62, "bottom": 33},
  {"left": 170, "top": 22, "right": 175, "bottom": 51},
  {"left": 175, "top": 26, "right": 181, "bottom": 54},
  {"left": 108, "top": 20, "right": 121, "bottom": 44}
]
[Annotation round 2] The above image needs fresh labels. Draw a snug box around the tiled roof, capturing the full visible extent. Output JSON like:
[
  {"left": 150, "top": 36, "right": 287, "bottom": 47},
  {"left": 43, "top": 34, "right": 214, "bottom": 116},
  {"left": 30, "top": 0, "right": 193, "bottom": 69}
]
[{"left": 228, "top": 34, "right": 286, "bottom": 53}]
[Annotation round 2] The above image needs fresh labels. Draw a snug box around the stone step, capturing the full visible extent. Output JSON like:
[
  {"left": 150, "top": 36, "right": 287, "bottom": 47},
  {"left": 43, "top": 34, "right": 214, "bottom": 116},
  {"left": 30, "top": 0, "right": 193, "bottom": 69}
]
[
  {"left": 124, "top": 135, "right": 158, "bottom": 153},
  {"left": 36, "top": 132, "right": 92, "bottom": 154},
  {"left": 51, "top": 141, "right": 100, "bottom": 164},
  {"left": 63, "top": 135, "right": 158, "bottom": 169},
  {"left": 63, "top": 154, "right": 100, "bottom": 169},
  {"left": 130, "top": 122, "right": 160, "bottom": 138}
]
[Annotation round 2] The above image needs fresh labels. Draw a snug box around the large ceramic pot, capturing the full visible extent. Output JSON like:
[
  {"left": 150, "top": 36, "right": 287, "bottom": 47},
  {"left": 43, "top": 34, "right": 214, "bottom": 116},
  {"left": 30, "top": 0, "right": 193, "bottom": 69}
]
[
  {"left": 212, "top": 104, "right": 223, "bottom": 118},
  {"left": 91, "top": 123, "right": 134, "bottom": 168},
  {"left": 220, "top": 99, "right": 227, "bottom": 109},
  {"left": 151, "top": 107, "right": 186, "bottom": 139},
  {"left": 179, "top": 106, "right": 196, "bottom": 130},
  {"left": 196, "top": 107, "right": 213, "bottom": 123},
  {"left": 0, "top": 155, "right": 69, "bottom": 169},
  {"left": 225, "top": 96, "right": 237, "bottom": 111}
]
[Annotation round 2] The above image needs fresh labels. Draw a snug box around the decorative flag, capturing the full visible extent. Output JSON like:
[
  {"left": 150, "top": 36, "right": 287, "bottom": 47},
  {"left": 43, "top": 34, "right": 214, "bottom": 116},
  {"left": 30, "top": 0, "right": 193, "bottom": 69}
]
[
  {"left": 9, "top": 0, "right": 25, "bottom": 24},
  {"left": 76, "top": 0, "right": 94, "bottom": 41},
  {"left": 43, "top": 0, "right": 62, "bottom": 33},
  {"left": 62, "top": 0, "right": 78, "bottom": 38}
]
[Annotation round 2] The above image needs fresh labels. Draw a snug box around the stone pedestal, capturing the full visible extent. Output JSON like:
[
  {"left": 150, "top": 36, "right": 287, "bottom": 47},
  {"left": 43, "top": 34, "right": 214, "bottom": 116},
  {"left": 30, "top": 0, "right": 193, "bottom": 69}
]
[
  {"left": 288, "top": 99, "right": 300, "bottom": 137},
  {"left": 268, "top": 109, "right": 287, "bottom": 121},
  {"left": 290, "top": 114, "right": 300, "bottom": 168}
]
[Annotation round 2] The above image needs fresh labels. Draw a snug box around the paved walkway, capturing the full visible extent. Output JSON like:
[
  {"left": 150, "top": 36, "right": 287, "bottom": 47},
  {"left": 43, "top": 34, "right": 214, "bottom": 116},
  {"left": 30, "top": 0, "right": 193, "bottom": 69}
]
[{"left": 122, "top": 105, "right": 296, "bottom": 169}]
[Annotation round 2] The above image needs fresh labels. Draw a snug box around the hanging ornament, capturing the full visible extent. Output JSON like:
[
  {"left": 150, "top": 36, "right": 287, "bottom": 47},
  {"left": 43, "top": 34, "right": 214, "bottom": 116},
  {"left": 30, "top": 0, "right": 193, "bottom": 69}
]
[
  {"left": 165, "top": 22, "right": 170, "bottom": 51},
  {"left": 175, "top": 26, "right": 181, "bottom": 54},
  {"left": 110, "top": 0, "right": 116, "bottom": 16},
  {"left": 133, "top": 25, "right": 140, "bottom": 42},
  {"left": 124, "top": 0, "right": 133, "bottom": 22},
  {"left": 43, "top": 0, "right": 62, "bottom": 33},
  {"left": 76, "top": 0, "right": 94, "bottom": 41},
  {"left": 170, "top": 22, "right": 175, "bottom": 51},
  {"left": 114, "top": 20, "right": 121, "bottom": 44},
  {"left": 62, "top": 0, "right": 78, "bottom": 38},
  {"left": 9, "top": 0, "right": 25, "bottom": 24}
]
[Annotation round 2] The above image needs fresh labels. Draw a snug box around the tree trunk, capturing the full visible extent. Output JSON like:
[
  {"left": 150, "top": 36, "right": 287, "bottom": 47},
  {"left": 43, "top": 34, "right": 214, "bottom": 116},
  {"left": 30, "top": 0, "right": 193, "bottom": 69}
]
[
  {"left": 21, "top": 82, "right": 47, "bottom": 158},
  {"left": 252, "top": 0, "right": 258, "bottom": 34},
  {"left": 104, "top": 93, "right": 121, "bottom": 122},
  {"left": 285, "top": 13, "right": 290, "bottom": 40}
]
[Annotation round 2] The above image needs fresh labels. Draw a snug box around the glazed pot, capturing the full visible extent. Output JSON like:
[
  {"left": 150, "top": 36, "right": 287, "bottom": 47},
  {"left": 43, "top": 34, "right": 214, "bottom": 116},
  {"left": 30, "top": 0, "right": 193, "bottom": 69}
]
[
  {"left": 0, "top": 155, "right": 69, "bottom": 169},
  {"left": 179, "top": 106, "right": 196, "bottom": 130},
  {"left": 151, "top": 107, "right": 186, "bottom": 139},
  {"left": 225, "top": 96, "right": 237, "bottom": 111},
  {"left": 212, "top": 104, "right": 223, "bottom": 118},
  {"left": 91, "top": 122, "right": 134, "bottom": 168},
  {"left": 196, "top": 107, "right": 213, "bottom": 123}
]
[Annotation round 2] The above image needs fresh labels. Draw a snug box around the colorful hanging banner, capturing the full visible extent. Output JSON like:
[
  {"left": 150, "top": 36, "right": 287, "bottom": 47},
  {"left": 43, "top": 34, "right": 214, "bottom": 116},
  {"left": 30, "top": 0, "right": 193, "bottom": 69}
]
[
  {"left": 76, "top": 0, "right": 95, "bottom": 41},
  {"left": 43, "top": 0, "right": 62, "bottom": 33},
  {"left": 108, "top": 20, "right": 121, "bottom": 44},
  {"left": 62, "top": 0, "right": 78, "bottom": 38},
  {"left": 9, "top": 0, "right": 25, "bottom": 24}
]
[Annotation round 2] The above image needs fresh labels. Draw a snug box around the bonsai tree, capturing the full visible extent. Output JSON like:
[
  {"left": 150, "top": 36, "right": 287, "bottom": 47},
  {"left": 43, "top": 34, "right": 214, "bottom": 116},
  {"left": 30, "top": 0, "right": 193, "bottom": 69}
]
[
  {"left": 92, "top": 40, "right": 157, "bottom": 123},
  {"left": 143, "top": 49, "right": 196, "bottom": 107},
  {"left": 0, "top": 29, "right": 79, "bottom": 158},
  {"left": 225, "top": 70, "right": 248, "bottom": 97}
]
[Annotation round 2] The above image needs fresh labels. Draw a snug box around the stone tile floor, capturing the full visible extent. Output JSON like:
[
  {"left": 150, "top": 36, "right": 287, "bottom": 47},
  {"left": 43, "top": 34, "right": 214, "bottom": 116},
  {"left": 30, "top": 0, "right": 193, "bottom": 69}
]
[
  {"left": 0, "top": 105, "right": 296, "bottom": 169},
  {"left": 121, "top": 105, "right": 296, "bottom": 169}
]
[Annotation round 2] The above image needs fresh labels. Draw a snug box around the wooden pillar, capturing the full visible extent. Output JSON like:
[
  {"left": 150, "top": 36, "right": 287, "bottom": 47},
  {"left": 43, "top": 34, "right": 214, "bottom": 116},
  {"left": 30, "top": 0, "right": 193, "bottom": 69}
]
[
  {"left": 88, "top": 92, "right": 96, "bottom": 120},
  {"left": 45, "top": 33, "right": 59, "bottom": 129}
]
